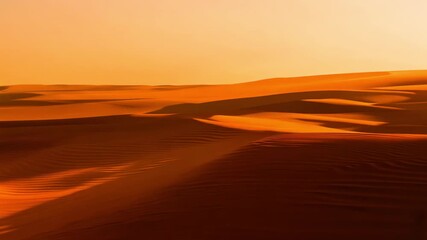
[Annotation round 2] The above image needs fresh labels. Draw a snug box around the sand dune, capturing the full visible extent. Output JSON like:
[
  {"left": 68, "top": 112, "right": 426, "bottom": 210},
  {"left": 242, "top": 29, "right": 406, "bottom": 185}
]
[
  {"left": 36, "top": 133, "right": 427, "bottom": 240},
  {"left": 1, "top": 70, "right": 427, "bottom": 239}
]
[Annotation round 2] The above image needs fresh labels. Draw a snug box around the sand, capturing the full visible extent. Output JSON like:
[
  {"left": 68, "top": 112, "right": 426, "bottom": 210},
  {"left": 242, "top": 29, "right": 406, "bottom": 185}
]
[{"left": 1, "top": 70, "right": 427, "bottom": 239}]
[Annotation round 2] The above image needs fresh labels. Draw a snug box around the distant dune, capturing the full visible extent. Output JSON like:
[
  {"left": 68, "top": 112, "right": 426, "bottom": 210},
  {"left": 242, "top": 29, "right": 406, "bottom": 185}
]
[{"left": 1, "top": 71, "right": 427, "bottom": 239}]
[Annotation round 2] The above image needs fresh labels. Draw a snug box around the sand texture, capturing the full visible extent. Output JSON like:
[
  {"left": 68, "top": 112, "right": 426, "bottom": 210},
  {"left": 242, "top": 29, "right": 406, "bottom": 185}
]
[{"left": 1, "top": 71, "right": 427, "bottom": 239}]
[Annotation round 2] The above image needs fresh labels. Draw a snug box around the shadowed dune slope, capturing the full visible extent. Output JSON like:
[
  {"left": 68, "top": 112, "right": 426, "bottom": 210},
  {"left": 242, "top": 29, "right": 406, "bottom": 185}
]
[
  {"left": 0, "top": 115, "right": 270, "bottom": 239},
  {"left": 7, "top": 133, "right": 427, "bottom": 240}
]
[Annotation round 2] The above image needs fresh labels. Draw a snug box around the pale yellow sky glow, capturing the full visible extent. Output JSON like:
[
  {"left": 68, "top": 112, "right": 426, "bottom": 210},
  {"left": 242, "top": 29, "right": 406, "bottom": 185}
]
[{"left": 1, "top": 0, "right": 427, "bottom": 85}]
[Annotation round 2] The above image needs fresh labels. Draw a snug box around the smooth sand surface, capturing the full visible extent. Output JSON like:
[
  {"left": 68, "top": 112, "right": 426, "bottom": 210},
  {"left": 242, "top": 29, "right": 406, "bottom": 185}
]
[{"left": 1, "top": 70, "right": 427, "bottom": 239}]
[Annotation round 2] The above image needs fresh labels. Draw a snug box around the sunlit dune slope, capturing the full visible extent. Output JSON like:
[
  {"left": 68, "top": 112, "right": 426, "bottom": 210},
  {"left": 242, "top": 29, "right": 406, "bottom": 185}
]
[
  {"left": 1, "top": 70, "right": 427, "bottom": 133},
  {"left": 2, "top": 70, "right": 427, "bottom": 239}
]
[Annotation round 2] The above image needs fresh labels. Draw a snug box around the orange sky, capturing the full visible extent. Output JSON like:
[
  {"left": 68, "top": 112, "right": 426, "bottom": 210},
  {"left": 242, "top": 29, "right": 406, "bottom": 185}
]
[{"left": 1, "top": 0, "right": 427, "bottom": 85}]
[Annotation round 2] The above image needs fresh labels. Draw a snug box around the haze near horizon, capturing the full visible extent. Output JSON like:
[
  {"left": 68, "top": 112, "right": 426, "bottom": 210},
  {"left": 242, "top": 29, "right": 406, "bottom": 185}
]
[{"left": 1, "top": 0, "right": 427, "bottom": 85}]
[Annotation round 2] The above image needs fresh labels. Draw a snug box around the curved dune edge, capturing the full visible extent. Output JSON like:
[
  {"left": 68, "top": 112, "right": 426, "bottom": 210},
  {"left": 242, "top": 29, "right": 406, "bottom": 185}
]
[
  {"left": 195, "top": 115, "right": 355, "bottom": 133},
  {"left": 0, "top": 164, "right": 131, "bottom": 218},
  {"left": 302, "top": 98, "right": 401, "bottom": 110},
  {"left": 246, "top": 112, "right": 386, "bottom": 126}
]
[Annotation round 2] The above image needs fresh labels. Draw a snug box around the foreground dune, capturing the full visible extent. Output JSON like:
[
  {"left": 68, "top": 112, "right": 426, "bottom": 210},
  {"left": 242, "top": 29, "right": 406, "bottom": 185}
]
[{"left": 1, "top": 70, "right": 427, "bottom": 239}]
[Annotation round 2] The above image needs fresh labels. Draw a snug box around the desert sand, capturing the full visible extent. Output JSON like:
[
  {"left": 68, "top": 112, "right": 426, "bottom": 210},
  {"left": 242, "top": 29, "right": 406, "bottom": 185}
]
[{"left": 1, "top": 70, "right": 427, "bottom": 239}]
